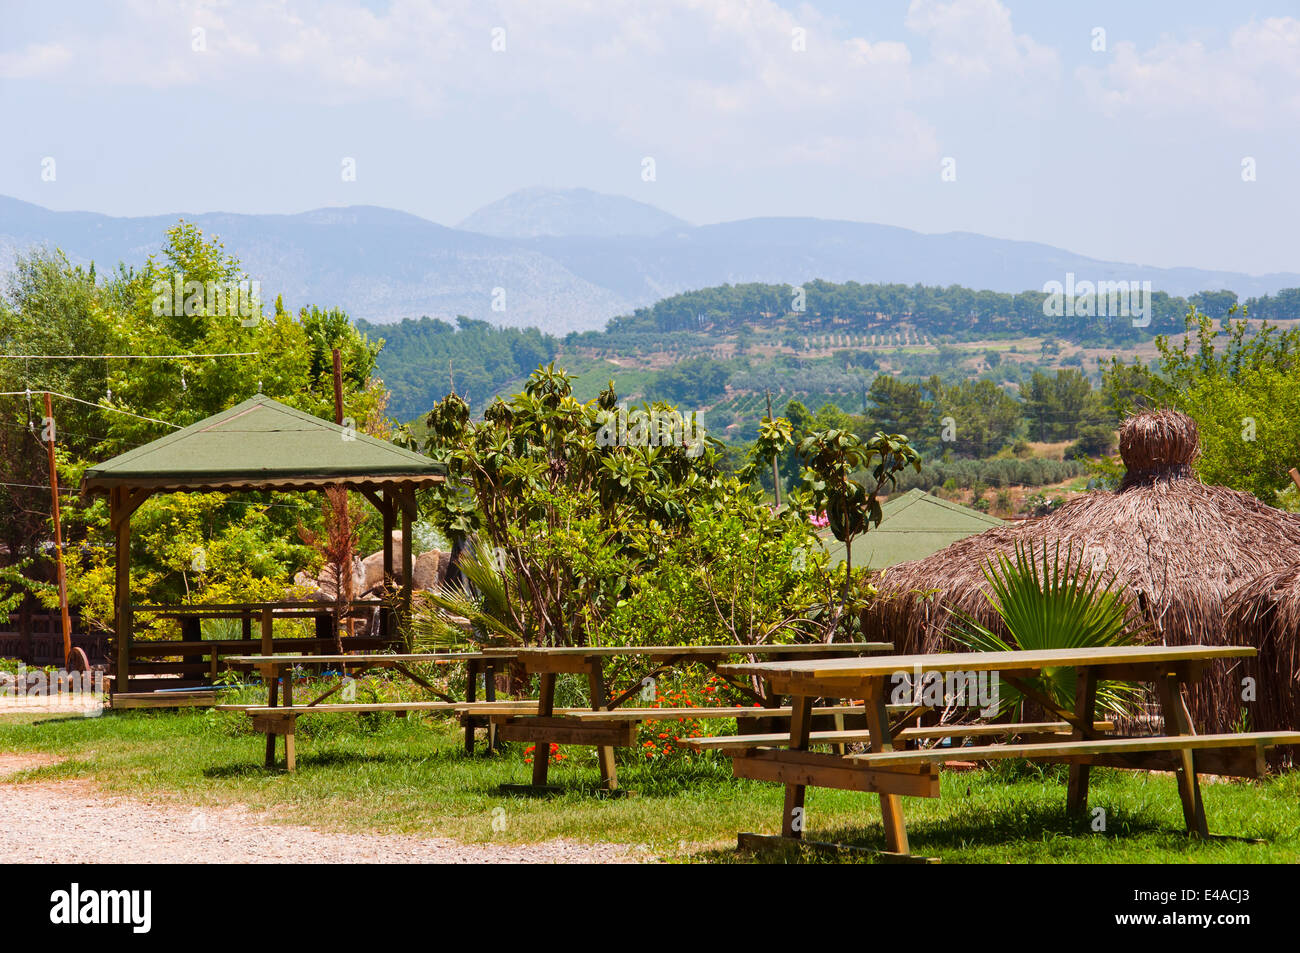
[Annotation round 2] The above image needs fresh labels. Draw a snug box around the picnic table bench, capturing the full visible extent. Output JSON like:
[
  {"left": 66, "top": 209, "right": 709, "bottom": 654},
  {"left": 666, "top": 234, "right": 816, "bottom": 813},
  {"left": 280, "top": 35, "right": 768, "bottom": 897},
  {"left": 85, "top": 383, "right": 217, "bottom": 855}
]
[
  {"left": 220, "top": 652, "right": 516, "bottom": 770},
  {"left": 481, "top": 642, "right": 892, "bottom": 793},
  {"left": 716, "top": 644, "right": 1300, "bottom": 862}
]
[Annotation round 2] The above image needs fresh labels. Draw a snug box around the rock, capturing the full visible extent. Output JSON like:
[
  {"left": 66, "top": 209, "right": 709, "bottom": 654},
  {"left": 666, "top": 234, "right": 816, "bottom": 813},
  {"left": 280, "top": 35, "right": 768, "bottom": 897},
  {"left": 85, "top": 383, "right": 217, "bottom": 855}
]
[
  {"left": 316, "top": 556, "right": 365, "bottom": 599},
  {"left": 413, "top": 550, "right": 441, "bottom": 590},
  {"left": 361, "top": 551, "right": 385, "bottom": 591}
]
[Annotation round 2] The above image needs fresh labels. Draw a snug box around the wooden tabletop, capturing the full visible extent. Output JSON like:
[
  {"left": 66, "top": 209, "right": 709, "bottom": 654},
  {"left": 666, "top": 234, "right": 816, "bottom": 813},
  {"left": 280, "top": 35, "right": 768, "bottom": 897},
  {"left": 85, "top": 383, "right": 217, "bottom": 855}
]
[
  {"left": 482, "top": 642, "right": 891, "bottom": 659},
  {"left": 719, "top": 644, "right": 1256, "bottom": 681},
  {"left": 223, "top": 652, "right": 508, "bottom": 666}
]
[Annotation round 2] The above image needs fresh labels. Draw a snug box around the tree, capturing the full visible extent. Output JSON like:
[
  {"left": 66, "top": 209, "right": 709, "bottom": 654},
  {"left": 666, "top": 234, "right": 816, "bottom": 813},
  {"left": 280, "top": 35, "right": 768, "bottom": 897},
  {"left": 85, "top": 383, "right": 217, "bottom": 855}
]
[
  {"left": 795, "top": 428, "right": 920, "bottom": 605},
  {"left": 0, "top": 224, "right": 392, "bottom": 630},
  {"left": 1102, "top": 308, "right": 1300, "bottom": 501},
  {"left": 422, "top": 365, "right": 728, "bottom": 646},
  {"left": 935, "top": 379, "right": 1021, "bottom": 458},
  {"left": 867, "top": 376, "right": 934, "bottom": 443}
]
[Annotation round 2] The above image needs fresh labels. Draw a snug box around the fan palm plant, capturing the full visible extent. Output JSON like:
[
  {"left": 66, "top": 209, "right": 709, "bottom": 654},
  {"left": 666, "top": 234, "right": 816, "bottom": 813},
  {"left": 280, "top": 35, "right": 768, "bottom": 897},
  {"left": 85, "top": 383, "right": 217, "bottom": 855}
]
[
  {"left": 948, "top": 541, "right": 1149, "bottom": 719},
  {"left": 409, "top": 543, "right": 525, "bottom": 652}
]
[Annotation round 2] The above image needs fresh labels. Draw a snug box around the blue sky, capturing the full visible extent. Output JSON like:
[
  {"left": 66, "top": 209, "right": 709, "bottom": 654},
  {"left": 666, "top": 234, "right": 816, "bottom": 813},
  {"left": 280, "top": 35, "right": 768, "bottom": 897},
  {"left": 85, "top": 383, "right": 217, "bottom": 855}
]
[{"left": 2, "top": 0, "right": 1299, "bottom": 273}]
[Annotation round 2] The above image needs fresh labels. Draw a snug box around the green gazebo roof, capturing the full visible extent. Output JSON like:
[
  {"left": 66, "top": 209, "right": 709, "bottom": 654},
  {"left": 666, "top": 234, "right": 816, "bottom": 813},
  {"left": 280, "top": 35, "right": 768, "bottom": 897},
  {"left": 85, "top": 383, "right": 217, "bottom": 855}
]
[
  {"left": 82, "top": 395, "right": 445, "bottom": 494},
  {"left": 819, "top": 488, "right": 1003, "bottom": 570}
]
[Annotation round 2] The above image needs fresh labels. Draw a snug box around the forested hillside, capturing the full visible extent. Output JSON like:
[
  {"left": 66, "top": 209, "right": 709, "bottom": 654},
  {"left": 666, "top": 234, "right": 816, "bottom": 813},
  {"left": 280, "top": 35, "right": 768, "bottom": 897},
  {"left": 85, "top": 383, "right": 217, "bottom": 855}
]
[{"left": 357, "top": 316, "right": 556, "bottom": 420}]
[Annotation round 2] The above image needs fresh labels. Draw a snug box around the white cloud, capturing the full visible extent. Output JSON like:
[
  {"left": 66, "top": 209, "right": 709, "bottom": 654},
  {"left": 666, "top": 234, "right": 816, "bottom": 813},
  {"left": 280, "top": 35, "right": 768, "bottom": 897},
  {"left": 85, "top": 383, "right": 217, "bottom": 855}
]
[
  {"left": 0, "top": 0, "right": 1060, "bottom": 171},
  {"left": 0, "top": 42, "right": 74, "bottom": 79},
  {"left": 1077, "top": 16, "right": 1300, "bottom": 127},
  {"left": 906, "top": 0, "right": 1059, "bottom": 89}
]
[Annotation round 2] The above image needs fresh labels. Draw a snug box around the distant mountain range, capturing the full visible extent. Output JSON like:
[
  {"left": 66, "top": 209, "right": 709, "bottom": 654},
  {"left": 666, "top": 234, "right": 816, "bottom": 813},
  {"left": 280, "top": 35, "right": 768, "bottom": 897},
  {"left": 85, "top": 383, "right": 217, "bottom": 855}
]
[{"left": 3, "top": 188, "right": 1297, "bottom": 334}]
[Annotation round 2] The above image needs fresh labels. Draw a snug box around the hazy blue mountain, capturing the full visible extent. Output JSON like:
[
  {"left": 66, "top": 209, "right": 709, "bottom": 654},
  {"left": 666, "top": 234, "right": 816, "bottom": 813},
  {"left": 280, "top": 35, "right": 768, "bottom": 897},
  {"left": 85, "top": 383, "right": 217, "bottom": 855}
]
[
  {"left": 0, "top": 195, "right": 630, "bottom": 334},
  {"left": 458, "top": 186, "right": 688, "bottom": 238},
  {"left": 3, "top": 191, "right": 1297, "bottom": 335}
]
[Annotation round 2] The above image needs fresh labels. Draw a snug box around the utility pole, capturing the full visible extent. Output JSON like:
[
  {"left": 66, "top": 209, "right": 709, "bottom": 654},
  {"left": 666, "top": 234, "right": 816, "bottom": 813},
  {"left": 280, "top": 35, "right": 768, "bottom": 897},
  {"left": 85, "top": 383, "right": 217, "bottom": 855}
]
[
  {"left": 766, "top": 389, "right": 781, "bottom": 509},
  {"left": 42, "top": 392, "right": 72, "bottom": 667},
  {"left": 332, "top": 348, "right": 344, "bottom": 425}
]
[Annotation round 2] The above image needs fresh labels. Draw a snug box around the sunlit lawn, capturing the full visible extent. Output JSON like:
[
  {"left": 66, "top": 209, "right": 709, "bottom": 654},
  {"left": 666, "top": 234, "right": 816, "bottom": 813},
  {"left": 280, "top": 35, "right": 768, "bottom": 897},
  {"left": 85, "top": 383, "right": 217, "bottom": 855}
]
[{"left": 0, "top": 707, "right": 1296, "bottom": 863}]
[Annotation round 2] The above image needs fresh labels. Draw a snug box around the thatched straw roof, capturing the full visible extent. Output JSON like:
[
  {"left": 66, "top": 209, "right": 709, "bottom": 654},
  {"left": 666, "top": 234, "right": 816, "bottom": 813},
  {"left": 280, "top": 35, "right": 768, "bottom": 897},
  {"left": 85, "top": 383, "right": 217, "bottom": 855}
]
[
  {"left": 865, "top": 410, "right": 1300, "bottom": 734},
  {"left": 1224, "top": 563, "right": 1300, "bottom": 737}
]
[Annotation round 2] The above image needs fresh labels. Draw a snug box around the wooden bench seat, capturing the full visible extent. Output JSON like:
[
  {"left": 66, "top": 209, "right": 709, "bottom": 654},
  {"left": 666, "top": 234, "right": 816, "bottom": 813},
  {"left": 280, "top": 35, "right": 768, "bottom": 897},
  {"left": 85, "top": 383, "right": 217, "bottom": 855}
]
[
  {"left": 219, "top": 702, "right": 463, "bottom": 715},
  {"left": 560, "top": 704, "right": 882, "bottom": 722},
  {"left": 457, "top": 702, "right": 581, "bottom": 715},
  {"left": 849, "top": 731, "right": 1300, "bottom": 769},
  {"left": 685, "top": 721, "right": 1116, "bottom": 754}
]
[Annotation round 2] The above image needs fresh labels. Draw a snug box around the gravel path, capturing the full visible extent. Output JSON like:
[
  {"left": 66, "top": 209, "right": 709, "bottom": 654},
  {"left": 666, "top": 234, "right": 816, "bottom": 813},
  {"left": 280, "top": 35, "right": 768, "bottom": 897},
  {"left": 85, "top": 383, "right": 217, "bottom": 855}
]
[{"left": 0, "top": 753, "right": 653, "bottom": 864}]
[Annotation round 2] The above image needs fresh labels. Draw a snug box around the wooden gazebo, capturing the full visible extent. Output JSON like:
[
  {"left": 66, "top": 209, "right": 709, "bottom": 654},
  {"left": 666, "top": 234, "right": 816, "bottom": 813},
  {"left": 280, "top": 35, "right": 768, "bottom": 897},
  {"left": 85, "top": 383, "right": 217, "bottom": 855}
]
[{"left": 81, "top": 395, "right": 445, "bottom": 694}]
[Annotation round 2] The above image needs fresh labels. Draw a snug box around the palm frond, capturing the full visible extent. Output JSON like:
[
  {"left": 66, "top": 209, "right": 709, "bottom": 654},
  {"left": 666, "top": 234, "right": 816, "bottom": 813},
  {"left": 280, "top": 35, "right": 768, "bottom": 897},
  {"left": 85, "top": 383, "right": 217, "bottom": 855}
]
[{"left": 950, "top": 541, "right": 1149, "bottom": 718}]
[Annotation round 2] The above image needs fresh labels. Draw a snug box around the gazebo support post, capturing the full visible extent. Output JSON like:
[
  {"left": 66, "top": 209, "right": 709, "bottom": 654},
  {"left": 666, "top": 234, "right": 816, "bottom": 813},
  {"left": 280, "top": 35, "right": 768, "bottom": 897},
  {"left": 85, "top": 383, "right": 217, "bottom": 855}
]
[
  {"left": 109, "top": 486, "right": 150, "bottom": 693},
  {"left": 396, "top": 486, "right": 417, "bottom": 646},
  {"left": 381, "top": 489, "right": 395, "bottom": 640}
]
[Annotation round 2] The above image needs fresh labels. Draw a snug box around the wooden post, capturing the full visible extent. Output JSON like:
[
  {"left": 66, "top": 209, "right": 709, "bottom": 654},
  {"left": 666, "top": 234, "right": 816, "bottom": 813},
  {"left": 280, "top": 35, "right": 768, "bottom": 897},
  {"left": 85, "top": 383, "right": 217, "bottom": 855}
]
[
  {"left": 111, "top": 488, "right": 131, "bottom": 691},
  {"left": 464, "top": 657, "right": 480, "bottom": 755},
  {"left": 261, "top": 608, "right": 273, "bottom": 656},
  {"left": 1158, "top": 674, "right": 1208, "bottom": 837},
  {"left": 765, "top": 390, "right": 781, "bottom": 509},
  {"left": 1066, "top": 668, "right": 1098, "bottom": 815},
  {"left": 588, "top": 659, "right": 618, "bottom": 790},
  {"left": 865, "top": 679, "right": 909, "bottom": 855},
  {"left": 331, "top": 348, "right": 344, "bottom": 426},
  {"left": 781, "top": 694, "right": 814, "bottom": 838},
  {"left": 532, "top": 672, "right": 557, "bottom": 787},
  {"left": 396, "top": 486, "right": 415, "bottom": 641},
  {"left": 42, "top": 393, "right": 72, "bottom": 667},
  {"left": 381, "top": 489, "right": 394, "bottom": 640},
  {"left": 1290, "top": 467, "right": 1300, "bottom": 492}
]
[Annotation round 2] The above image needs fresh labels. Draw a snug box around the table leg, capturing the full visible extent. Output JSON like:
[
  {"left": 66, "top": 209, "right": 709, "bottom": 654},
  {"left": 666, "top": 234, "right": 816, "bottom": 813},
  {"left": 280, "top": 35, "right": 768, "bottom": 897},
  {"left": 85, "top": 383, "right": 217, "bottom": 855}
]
[
  {"left": 485, "top": 660, "right": 499, "bottom": 752},
  {"left": 282, "top": 675, "right": 296, "bottom": 772},
  {"left": 465, "top": 658, "right": 479, "bottom": 755},
  {"left": 588, "top": 660, "right": 618, "bottom": 791},
  {"left": 1158, "top": 674, "right": 1208, "bottom": 837},
  {"left": 1066, "top": 668, "right": 1098, "bottom": 815},
  {"left": 865, "top": 681, "right": 909, "bottom": 855},
  {"left": 264, "top": 672, "right": 279, "bottom": 769},
  {"left": 781, "top": 694, "right": 815, "bottom": 838},
  {"left": 531, "top": 672, "right": 557, "bottom": 787}
]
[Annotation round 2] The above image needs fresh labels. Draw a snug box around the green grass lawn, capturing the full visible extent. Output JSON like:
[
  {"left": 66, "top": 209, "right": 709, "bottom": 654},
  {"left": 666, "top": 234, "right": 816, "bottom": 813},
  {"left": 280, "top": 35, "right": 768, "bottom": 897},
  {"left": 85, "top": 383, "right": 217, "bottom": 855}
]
[{"left": 1, "top": 708, "right": 1296, "bottom": 863}]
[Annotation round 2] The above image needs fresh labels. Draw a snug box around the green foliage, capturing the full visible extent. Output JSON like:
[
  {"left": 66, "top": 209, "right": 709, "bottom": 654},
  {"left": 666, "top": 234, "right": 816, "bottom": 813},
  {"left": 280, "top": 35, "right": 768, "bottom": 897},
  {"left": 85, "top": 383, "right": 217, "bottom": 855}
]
[
  {"left": 890, "top": 457, "right": 1086, "bottom": 493},
  {"left": 422, "top": 364, "right": 734, "bottom": 646},
  {"left": 949, "top": 542, "right": 1148, "bottom": 718},
  {"left": 1022, "top": 368, "right": 1107, "bottom": 442},
  {"left": 1102, "top": 308, "right": 1300, "bottom": 501},
  {"left": 600, "top": 500, "right": 829, "bottom": 649},
  {"left": 1066, "top": 424, "right": 1116, "bottom": 459},
  {"left": 0, "top": 223, "right": 395, "bottom": 628},
  {"left": 359, "top": 315, "right": 557, "bottom": 421},
  {"left": 646, "top": 355, "right": 730, "bottom": 406}
]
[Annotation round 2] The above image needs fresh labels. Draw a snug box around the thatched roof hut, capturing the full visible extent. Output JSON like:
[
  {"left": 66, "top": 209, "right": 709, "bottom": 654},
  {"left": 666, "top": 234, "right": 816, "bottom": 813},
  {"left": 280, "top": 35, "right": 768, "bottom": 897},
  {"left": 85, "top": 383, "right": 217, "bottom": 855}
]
[
  {"left": 1224, "top": 564, "right": 1300, "bottom": 737},
  {"left": 865, "top": 409, "right": 1300, "bottom": 734}
]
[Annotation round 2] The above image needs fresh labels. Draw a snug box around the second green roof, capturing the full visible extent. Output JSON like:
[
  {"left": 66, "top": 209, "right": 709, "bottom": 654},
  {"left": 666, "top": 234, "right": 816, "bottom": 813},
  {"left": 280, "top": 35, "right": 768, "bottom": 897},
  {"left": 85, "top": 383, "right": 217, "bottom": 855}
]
[{"left": 819, "top": 488, "right": 1003, "bottom": 570}]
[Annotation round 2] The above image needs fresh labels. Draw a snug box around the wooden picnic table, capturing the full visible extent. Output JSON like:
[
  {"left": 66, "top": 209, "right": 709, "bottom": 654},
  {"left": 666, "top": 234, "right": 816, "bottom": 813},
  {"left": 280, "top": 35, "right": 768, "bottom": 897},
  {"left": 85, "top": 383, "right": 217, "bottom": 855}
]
[
  {"left": 716, "top": 644, "right": 1300, "bottom": 862},
  {"left": 222, "top": 651, "right": 516, "bottom": 768},
  {"left": 483, "top": 642, "right": 892, "bottom": 793}
]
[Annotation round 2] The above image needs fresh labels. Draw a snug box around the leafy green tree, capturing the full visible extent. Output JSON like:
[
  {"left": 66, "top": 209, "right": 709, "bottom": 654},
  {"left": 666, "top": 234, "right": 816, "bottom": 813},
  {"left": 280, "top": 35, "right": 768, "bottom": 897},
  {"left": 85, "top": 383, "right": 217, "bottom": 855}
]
[
  {"left": 935, "top": 378, "right": 1022, "bottom": 457},
  {"left": 0, "top": 224, "right": 394, "bottom": 628},
  {"left": 795, "top": 428, "right": 920, "bottom": 601},
  {"left": 1102, "top": 309, "right": 1300, "bottom": 501}
]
